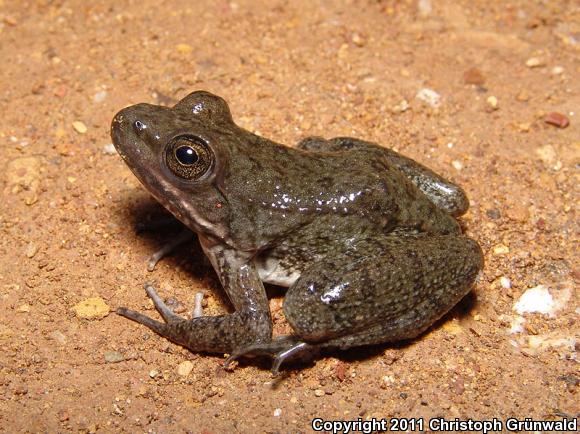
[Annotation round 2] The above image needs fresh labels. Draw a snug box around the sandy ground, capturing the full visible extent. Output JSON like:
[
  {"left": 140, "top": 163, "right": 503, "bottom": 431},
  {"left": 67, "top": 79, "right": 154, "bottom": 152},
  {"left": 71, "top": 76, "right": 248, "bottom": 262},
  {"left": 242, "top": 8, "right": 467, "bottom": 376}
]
[{"left": 0, "top": 0, "right": 578, "bottom": 432}]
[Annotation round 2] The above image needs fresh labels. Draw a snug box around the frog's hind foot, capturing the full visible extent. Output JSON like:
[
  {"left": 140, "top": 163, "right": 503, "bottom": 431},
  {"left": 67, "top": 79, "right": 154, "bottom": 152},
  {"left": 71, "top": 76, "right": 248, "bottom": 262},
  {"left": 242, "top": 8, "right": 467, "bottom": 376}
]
[{"left": 224, "top": 335, "right": 318, "bottom": 375}]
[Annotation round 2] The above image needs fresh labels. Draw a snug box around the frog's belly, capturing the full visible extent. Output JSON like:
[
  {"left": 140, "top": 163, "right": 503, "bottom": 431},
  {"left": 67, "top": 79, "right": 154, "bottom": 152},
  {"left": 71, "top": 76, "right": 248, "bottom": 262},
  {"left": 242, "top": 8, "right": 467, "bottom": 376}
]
[{"left": 254, "top": 255, "right": 301, "bottom": 287}]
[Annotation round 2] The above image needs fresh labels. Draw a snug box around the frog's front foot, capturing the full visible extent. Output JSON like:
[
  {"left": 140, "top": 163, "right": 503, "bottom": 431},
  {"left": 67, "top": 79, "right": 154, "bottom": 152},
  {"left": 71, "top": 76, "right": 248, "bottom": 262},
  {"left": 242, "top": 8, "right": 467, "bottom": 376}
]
[
  {"left": 146, "top": 229, "right": 194, "bottom": 271},
  {"left": 224, "top": 336, "right": 318, "bottom": 375},
  {"left": 117, "top": 282, "right": 272, "bottom": 356}
]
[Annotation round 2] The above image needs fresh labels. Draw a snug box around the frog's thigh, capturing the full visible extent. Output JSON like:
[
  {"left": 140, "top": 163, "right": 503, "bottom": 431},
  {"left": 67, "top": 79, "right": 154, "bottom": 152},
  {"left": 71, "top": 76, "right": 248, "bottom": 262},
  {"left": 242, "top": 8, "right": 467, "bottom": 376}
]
[{"left": 283, "top": 235, "right": 483, "bottom": 348}]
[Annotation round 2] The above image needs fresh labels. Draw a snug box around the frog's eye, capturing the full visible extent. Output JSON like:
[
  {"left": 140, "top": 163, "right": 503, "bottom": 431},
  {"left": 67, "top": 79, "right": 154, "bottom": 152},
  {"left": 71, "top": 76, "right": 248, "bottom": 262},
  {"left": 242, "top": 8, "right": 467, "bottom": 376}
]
[{"left": 165, "top": 135, "right": 214, "bottom": 180}]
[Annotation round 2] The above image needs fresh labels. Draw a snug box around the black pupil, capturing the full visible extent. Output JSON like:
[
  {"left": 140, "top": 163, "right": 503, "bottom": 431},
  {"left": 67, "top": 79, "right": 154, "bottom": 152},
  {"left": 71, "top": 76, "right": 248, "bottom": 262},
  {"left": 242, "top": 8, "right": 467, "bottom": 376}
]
[{"left": 175, "top": 146, "right": 199, "bottom": 165}]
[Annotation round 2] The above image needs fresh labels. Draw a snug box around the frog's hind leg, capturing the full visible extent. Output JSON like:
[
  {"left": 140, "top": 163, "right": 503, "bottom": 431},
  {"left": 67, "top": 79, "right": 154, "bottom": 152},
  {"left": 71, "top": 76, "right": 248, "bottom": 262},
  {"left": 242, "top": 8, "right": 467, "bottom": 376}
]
[
  {"left": 284, "top": 234, "right": 483, "bottom": 350},
  {"left": 228, "top": 234, "right": 483, "bottom": 373}
]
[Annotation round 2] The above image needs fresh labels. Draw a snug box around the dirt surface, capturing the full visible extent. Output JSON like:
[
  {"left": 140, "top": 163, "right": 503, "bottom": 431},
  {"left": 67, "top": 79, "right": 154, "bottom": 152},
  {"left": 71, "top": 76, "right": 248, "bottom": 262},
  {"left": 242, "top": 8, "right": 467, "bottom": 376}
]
[{"left": 1, "top": 0, "right": 578, "bottom": 432}]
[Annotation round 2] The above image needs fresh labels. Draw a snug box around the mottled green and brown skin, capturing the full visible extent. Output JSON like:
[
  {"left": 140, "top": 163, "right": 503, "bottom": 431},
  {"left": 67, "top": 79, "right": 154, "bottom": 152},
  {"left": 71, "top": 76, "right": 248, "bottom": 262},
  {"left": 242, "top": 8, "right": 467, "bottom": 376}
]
[{"left": 111, "top": 91, "right": 483, "bottom": 372}]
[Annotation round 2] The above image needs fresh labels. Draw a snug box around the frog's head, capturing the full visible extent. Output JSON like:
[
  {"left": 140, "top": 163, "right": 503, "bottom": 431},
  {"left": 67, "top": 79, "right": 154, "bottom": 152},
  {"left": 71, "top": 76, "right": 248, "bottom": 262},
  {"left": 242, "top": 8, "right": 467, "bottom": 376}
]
[{"left": 111, "top": 91, "right": 236, "bottom": 240}]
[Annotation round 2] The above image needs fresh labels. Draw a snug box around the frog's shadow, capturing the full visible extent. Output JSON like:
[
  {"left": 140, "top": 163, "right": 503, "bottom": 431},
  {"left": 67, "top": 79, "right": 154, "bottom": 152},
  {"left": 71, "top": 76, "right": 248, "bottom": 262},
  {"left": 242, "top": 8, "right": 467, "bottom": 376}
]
[{"left": 119, "top": 196, "right": 478, "bottom": 375}]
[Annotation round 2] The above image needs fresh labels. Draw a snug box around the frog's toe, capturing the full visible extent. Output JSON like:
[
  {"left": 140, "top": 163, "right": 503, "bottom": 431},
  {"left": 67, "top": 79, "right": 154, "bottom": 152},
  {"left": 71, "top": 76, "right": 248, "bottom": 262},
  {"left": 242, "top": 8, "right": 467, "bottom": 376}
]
[
  {"left": 224, "top": 336, "right": 317, "bottom": 374},
  {"left": 142, "top": 282, "right": 182, "bottom": 323},
  {"left": 145, "top": 229, "right": 193, "bottom": 271},
  {"left": 116, "top": 307, "right": 169, "bottom": 336}
]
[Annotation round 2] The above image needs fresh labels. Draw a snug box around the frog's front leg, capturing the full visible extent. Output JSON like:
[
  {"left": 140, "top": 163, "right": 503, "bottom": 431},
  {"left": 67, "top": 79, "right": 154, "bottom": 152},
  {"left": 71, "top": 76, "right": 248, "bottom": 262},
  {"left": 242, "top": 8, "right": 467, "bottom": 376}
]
[{"left": 117, "top": 243, "right": 272, "bottom": 354}]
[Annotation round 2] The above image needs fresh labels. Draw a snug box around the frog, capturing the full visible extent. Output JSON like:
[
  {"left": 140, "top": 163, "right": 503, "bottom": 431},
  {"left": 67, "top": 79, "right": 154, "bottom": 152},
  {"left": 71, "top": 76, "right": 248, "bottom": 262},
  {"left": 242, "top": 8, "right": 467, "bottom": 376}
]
[{"left": 111, "top": 90, "right": 483, "bottom": 373}]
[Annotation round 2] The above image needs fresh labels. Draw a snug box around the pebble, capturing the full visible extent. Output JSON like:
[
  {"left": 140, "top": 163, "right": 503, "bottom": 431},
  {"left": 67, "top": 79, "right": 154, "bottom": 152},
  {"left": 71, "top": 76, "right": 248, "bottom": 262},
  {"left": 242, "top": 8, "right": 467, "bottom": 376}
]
[
  {"left": 551, "top": 66, "right": 564, "bottom": 75},
  {"left": 418, "top": 0, "right": 432, "bottom": 17},
  {"left": 149, "top": 369, "right": 159, "bottom": 378},
  {"left": 314, "top": 389, "right": 325, "bottom": 397},
  {"left": 72, "top": 121, "right": 88, "bottom": 134},
  {"left": 416, "top": 88, "right": 441, "bottom": 108},
  {"left": 506, "top": 203, "right": 528, "bottom": 222},
  {"left": 6, "top": 156, "right": 42, "bottom": 204},
  {"left": 25, "top": 242, "right": 38, "bottom": 258},
  {"left": 104, "top": 351, "right": 125, "bottom": 363},
  {"left": 493, "top": 244, "right": 510, "bottom": 255},
  {"left": 351, "top": 32, "right": 365, "bottom": 47},
  {"left": 516, "top": 90, "right": 529, "bottom": 102},
  {"left": 525, "top": 57, "right": 545, "bottom": 68},
  {"left": 486, "top": 95, "right": 499, "bottom": 110},
  {"left": 544, "top": 112, "right": 570, "bottom": 128},
  {"left": 463, "top": 67, "right": 485, "bottom": 85},
  {"left": 93, "top": 90, "right": 107, "bottom": 103},
  {"left": 102, "top": 143, "right": 117, "bottom": 155},
  {"left": 500, "top": 277, "right": 512, "bottom": 289},
  {"left": 50, "top": 330, "right": 67, "bottom": 345},
  {"left": 176, "top": 43, "right": 193, "bottom": 54},
  {"left": 516, "top": 122, "right": 531, "bottom": 133},
  {"left": 513, "top": 285, "right": 554, "bottom": 315},
  {"left": 273, "top": 408, "right": 282, "bottom": 417},
  {"left": 451, "top": 160, "right": 463, "bottom": 171},
  {"left": 392, "top": 99, "right": 410, "bottom": 113},
  {"left": 486, "top": 208, "right": 500, "bottom": 220},
  {"left": 177, "top": 360, "right": 194, "bottom": 377},
  {"left": 17, "top": 304, "right": 30, "bottom": 313},
  {"left": 536, "top": 144, "right": 556, "bottom": 164},
  {"left": 485, "top": 208, "right": 501, "bottom": 220},
  {"left": 72, "top": 297, "right": 110, "bottom": 319}
]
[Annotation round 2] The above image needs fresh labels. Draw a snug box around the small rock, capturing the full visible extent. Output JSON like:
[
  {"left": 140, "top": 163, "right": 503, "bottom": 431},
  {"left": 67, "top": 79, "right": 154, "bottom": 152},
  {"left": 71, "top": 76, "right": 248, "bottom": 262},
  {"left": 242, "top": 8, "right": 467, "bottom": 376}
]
[
  {"left": 392, "top": 99, "right": 410, "bottom": 113},
  {"left": 416, "top": 88, "right": 441, "bottom": 108},
  {"left": 177, "top": 360, "right": 194, "bottom": 377},
  {"left": 551, "top": 66, "right": 564, "bottom": 75},
  {"left": 3, "top": 15, "right": 19, "bottom": 26},
  {"left": 516, "top": 90, "right": 530, "bottom": 102},
  {"left": 6, "top": 156, "right": 42, "bottom": 204},
  {"left": 314, "top": 389, "right": 325, "bottom": 397},
  {"left": 273, "top": 408, "right": 282, "bottom": 417},
  {"left": 516, "top": 122, "right": 531, "bottom": 132},
  {"left": 17, "top": 304, "right": 30, "bottom": 313},
  {"left": 536, "top": 144, "right": 556, "bottom": 164},
  {"left": 493, "top": 244, "right": 510, "bottom": 255},
  {"left": 102, "top": 143, "right": 117, "bottom": 155},
  {"left": 514, "top": 285, "right": 554, "bottom": 315},
  {"left": 72, "top": 297, "right": 110, "bottom": 319},
  {"left": 544, "top": 112, "right": 570, "bottom": 129},
  {"left": 418, "top": 0, "right": 432, "bottom": 17},
  {"left": 525, "top": 57, "right": 545, "bottom": 68},
  {"left": 93, "top": 90, "right": 107, "bottom": 103},
  {"left": 451, "top": 160, "right": 463, "bottom": 171},
  {"left": 25, "top": 242, "right": 38, "bottom": 258},
  {"left": 463, "top": 67, "right": 485, "bottom": 85},
  {"left": 149, "top": 369, "right": 159, "bottom": 378},
  {"left": 486, "top": 208, "right": 501, "bottom": 220},
  {"left": 486, "top": 95, "right": 499, "bottom": 110},
  {"left": 335, "top": 361, "right": 347, "bottom": 381},
  {"left": 50, "top": 330, "right": 67, "bottom": 345},
  {"left": 58, "top": 410, "right": 70, "bottom": 422},
  {"left": 500, "top": 277, "right": 512, "bottom": 289},
  {"left": 176, "top": 43, "right": 193, "bottom": 54},
  {"left": 104, "top": 351, "right": 124, "bottom": 363},
  {"left": 72, "top": 121, "right": 88, "bottom": 134},
  {"left": 506, "top": 203, "right": 528, "bottom": 222},
  {"left": 351, "top": 32, "right": 365, "bottom": 47}
]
